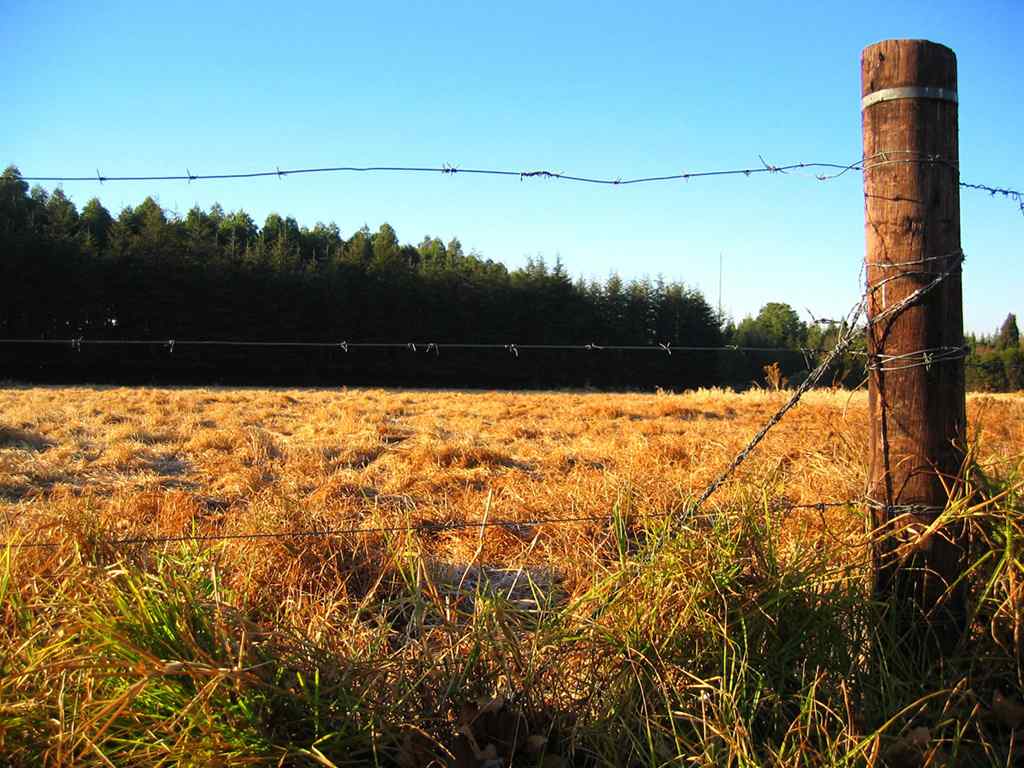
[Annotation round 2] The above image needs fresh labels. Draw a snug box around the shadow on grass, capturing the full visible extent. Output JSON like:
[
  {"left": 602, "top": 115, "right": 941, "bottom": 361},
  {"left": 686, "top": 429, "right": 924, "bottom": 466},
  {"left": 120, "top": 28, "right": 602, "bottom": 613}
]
[{"left": 0, "top": 426, "right": 53, "bottom": 452}]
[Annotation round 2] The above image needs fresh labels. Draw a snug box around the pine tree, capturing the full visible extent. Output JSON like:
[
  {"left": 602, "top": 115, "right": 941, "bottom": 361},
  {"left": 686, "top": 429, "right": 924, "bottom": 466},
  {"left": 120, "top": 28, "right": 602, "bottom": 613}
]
[{"left": 997, "top": 313, "right": 1020, "bottom": 349}]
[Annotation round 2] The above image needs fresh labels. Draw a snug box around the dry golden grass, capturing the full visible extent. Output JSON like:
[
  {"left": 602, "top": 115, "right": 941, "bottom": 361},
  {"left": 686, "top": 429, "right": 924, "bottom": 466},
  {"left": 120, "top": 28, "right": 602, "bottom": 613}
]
[
  {"left": 1, "top": 385, "right": 1022, "bottom": 610},
  {"left": 2, "top": 385, "right": 1023, "bottom": 765}
]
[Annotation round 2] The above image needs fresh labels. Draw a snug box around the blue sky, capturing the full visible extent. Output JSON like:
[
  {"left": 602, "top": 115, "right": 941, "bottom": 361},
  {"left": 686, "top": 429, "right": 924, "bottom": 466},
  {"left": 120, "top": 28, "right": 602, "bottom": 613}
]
[{"left": 4, "top": 0, "right": 1021, "bottom": 333}]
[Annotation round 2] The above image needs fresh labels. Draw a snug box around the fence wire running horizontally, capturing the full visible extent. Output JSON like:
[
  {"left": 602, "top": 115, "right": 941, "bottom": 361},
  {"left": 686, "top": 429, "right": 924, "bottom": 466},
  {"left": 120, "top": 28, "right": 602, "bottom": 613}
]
[
  {"left": 13, "top": 153, "right": 1024, "bottom": 215},
  {"left": 1, "top": 500, "right": 860, "bottom": 551},
  {"left": 0, "top": 338, "right": 839, "bottom": 358}
]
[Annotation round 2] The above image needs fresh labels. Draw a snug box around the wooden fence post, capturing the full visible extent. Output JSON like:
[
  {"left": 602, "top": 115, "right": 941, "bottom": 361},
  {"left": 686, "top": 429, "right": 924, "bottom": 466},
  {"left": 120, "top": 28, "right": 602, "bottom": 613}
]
[{"left": 861, "top": 39, "right": 967, "bottom": 645}]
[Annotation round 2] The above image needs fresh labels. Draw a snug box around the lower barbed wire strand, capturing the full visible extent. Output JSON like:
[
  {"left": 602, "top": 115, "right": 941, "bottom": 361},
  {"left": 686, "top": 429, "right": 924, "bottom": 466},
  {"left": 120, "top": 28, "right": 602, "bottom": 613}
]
[
  {"left": 0, "top": 499, "right": 860, "bottom": 550},
  {"left": 867, "top": 345, "right": 969, "bottom": 372},
  {"left": 0, "top": 338, "right": 826, "bottom": 355}
]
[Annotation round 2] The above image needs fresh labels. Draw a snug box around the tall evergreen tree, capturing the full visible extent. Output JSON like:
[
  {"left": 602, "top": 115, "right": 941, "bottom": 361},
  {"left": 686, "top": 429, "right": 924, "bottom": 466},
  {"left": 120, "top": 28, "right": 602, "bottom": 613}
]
[{"left": 997, "top": 313, "right": 1020, "bottom": 349}]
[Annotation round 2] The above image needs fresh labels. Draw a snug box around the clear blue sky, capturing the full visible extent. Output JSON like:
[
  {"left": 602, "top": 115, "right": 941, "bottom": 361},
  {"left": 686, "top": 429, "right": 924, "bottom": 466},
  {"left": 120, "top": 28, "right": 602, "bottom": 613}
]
[{"left": 4, "top": 0, "right": 1021, "bottom": 334}]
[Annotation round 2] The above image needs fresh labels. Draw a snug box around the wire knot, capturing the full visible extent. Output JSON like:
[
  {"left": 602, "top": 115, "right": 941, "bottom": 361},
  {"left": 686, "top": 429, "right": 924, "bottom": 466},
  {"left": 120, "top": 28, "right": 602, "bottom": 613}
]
[
  {"left": 659, "top": 342, "right": 672, "bottom": 356},
  {"left": 520, "top": 170, "right": 557, "bottom": 181},
  {"left": 167, "top": 339, "right": 175, "bottom": 354},
  {"left": 407, "top": 342, "right": 417, "bottom": 352},
  {"left": 426, "top": 342, "right": 439, "bottom": 356},
  {"left": 759, "top": 154, "right": 781, "bottom": 173},
  {"left": 585, "top": 343, "right": 603, "bottom": 351},
  {"left": 71, "top": 337, "right": 83, "bottom": 352},
  {"left": 339, "top": 341, "right": 348, "bottom": 353},
  {"left": 505, "top": 343, "right": 519, "bottom": 358}
]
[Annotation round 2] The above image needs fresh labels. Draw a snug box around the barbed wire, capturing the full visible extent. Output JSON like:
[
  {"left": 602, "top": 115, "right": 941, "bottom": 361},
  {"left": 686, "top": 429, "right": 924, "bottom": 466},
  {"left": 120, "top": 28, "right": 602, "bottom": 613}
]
[
  {"left": 960, "top": 181, "right": 1024, "bottom": 214},
  {"left": 2, "top": 334, "right": 996, "bottom": 369},
  {"left": 0, "top": 499, "right": 859, "bottom": 551},
  {"left": 0, "top": 337, "right": 836, "bottom": 356},
  {"left": 684, "top": 240, "right": 973, "bottom": 524},
  {"left": 11, "top": 156, "right": 1021, "bottom": 213},
  {"left": 6, "top": 336, "right": 1001, "bottom": 368},
  {"left": 688, "top": 301, "right": 868, "bottom": 515},
  {"left": 867, "top": 345, "right": 969, "bottom": 373},
  {"left": 11, "top": 159, "right": 862, "bottom": 185}
]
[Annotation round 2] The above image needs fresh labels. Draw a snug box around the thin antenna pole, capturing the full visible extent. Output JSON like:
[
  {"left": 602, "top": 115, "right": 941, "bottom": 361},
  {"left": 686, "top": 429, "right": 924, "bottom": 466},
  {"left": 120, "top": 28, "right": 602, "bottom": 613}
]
[{"left": 718, "top": 252, "right": 723, "bottom": 321}]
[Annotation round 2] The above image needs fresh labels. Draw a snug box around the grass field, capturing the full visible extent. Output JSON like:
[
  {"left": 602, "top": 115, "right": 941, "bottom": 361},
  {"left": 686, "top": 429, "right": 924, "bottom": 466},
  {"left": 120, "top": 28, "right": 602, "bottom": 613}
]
[{"left": 2, "top": 385, "right": 1023, "bottom": 766}]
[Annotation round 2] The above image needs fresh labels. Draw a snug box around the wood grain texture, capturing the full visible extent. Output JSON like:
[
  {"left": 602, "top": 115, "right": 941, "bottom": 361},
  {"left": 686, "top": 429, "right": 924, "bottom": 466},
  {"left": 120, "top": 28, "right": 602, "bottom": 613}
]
[{"left": 861, "top": 40, "right": 966, "bottom": 626}]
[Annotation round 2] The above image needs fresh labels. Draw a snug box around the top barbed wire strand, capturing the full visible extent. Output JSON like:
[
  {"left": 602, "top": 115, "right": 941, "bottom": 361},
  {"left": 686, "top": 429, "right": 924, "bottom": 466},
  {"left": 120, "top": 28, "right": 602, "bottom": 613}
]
[
  {"left": 15, "top": 160, "right": 856, "bottom": 184},
  {"left": 15, "top": 155, "right": 1020, "bottom": 213}
]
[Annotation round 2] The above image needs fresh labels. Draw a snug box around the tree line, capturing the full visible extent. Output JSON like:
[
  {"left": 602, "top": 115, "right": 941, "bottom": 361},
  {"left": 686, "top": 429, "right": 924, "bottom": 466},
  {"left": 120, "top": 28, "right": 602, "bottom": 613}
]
[
  {"left": 965, "top": 314, "right": 1024, "bottom": 392},
  {"left": 10, "top": 165, "right": 1007, "bottom": 391}
]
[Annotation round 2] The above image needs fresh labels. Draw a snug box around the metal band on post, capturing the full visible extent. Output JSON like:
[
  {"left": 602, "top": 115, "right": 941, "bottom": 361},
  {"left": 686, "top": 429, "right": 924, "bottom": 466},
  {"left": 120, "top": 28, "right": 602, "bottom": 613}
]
[{"left": 861, "top": 86, "right": 957, "bottom": 111}]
